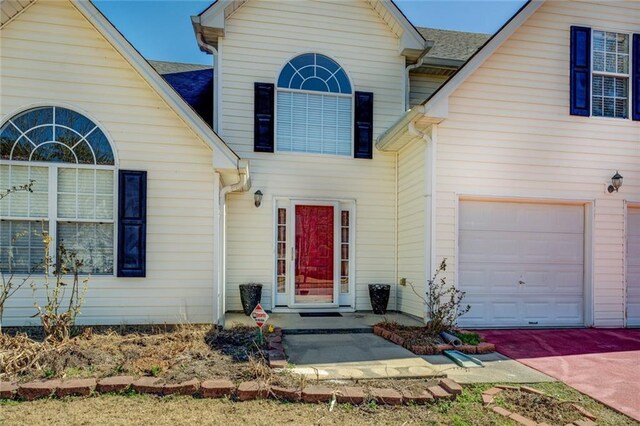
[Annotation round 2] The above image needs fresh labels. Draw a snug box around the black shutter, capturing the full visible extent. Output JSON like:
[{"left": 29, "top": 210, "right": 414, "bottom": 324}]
[
  {"left": 633, "top": 34, "right": 640, "bottom": 121},
  {"left": 117, "top": 170, "right": 147, "bottom": 277},
  {"left": 354, "top": 91, "right": 374, "bottom": 159},
  {"left": 570, "top": 26, "right": 591, "bottom": 117},
  {"left": 254, "top": 82, "right": 275, "bottom": 152}
]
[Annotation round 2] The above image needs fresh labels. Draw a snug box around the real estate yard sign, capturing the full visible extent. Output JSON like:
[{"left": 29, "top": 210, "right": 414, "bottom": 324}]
[{"left": 250, "top": 304, "right": 269, "bottom": 345}]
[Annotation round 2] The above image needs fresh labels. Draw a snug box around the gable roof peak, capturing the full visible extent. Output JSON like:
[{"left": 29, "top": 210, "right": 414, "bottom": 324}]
[{"left": 192, "top": 0, "right": 429, "bottom": 61}]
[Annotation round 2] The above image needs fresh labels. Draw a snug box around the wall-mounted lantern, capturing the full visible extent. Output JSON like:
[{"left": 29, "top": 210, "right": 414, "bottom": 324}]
[
  {"left": 607, "top": 171, "right": 623, "bottom": 194},
  {"left": 254, "top": 190, "right": 263, "bottom": 208}
]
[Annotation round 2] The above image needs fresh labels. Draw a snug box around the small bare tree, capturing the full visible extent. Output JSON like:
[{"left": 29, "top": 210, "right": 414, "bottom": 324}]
[
  {"left": 400, "top": 259, "right": 470, "bottom": 335},
  {"left": 31, "top": 233, "right": 89, "bottom": 341}
]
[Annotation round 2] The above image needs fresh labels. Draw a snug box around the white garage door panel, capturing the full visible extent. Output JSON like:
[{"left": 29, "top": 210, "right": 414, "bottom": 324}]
[
  {"left": 459, "top": 201, "right": 585, "bottom": 328},
  {"left": 627, "top": 208, "right": 640, "bottom": 327}
]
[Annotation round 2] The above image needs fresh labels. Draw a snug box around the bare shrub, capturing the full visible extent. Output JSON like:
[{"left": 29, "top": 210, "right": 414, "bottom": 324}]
[
  {"left": 31, "top": 235, "right": 89, "bottom": 341},
  {"left": 400, "top": 259, "right": 470, "bottom": 335}
]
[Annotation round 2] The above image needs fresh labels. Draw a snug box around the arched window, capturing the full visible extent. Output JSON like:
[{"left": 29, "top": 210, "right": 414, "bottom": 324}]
[
  {"left": 1, "top": 106, "right": 116, "bottom": 274},
  {"left": 276, "top": 53, "right": 353, "bottom": 156}
]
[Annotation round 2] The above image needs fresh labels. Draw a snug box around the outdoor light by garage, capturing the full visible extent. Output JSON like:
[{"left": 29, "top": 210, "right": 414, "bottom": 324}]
[
  {"left": 254, "top": 190, "right": 263, "bottom": 208},
  {"left": 607, "top": 171, "right": 623, "bottom": 193}
]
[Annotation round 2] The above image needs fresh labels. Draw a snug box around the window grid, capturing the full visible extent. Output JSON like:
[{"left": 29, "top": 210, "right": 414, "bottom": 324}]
[
  {"left": 0, "top": 220, "right": 47, "bottom": 274},
  {"left": 0, "top": 106, "right": 116, "bottom": 276},
  {"left": 340, "top": 210, "right": 349, "bottom": 294},
  {"left": 276, "top": 208, "right": 287, "bottom": 294},
  {"left": 592, "top": 30, "right": 630, "bottom": 119}
]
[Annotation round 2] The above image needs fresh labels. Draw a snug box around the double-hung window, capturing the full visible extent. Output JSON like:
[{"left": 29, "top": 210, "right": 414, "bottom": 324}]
[
  {"left": 276, "top": 53, "right": 353, "bottom": 156},
  {"left": 592, "top": 30, "right": 630, "bottom": 119},
  {"left": 1, "top": 106, "right": 116, "bottom": 274}
]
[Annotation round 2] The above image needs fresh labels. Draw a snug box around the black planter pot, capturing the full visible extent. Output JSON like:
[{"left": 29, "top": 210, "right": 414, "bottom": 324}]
[
  {"left": 239, "top": 283, "right": 263, "bottom": 316},
  {"left": 368, "top": 284, "right": 391, "bottom": 315}
]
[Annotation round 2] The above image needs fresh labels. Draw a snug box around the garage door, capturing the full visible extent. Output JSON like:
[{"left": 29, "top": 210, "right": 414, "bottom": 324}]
[
  {"left": 458, "top": 201, "right": 585, "bottom": 328},
  {"left": 627, "top": 207, "right": 640, "bottom": 327}
]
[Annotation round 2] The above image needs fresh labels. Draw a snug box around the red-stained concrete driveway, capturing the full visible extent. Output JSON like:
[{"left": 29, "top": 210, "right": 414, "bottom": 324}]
[{"left": 478, "top": 329, "right": 640, "bottom": 421}]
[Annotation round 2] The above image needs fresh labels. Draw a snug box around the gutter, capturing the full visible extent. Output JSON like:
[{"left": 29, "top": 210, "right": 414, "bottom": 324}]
[{"left": 376, "top": 105, "right": 423, "bottom": 151}]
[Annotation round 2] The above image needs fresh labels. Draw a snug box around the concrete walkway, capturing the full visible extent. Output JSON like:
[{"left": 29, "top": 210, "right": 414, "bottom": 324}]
[
  {"left": 283, "top": 333, "right": 440, "bottom": 380},
  {"left": 423, "top": 352, "right": 554, "bottom": 384},
  {"left": 479, "top": 328, "right": 640, "bottom": 422}
]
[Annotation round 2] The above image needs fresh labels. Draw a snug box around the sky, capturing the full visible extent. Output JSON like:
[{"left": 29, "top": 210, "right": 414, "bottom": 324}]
[{"left": 94, "top": 0, "right": 527, "bottom": 65}]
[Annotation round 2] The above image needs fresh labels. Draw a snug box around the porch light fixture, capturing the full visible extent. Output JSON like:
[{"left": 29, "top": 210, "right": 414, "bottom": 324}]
[
  {"left": 254, "top": 190, "right": 263, "bottom": 208},
  {"left": 607, "top": 171, "right": 623, "bottom": 193}
]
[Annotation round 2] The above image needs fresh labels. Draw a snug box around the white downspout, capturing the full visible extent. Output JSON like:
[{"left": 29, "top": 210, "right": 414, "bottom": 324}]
[
  {"left": 216, "top": 160, "right": 250, "bottom": 327},
  {"left": 213, "top": 172, "right": 222, "bottom": 326},
  {"left": 394, "top": 152, "right": 399, "bottom": 313},
  {"left": 405, "top": 52, "right": 429, "bottom": 110}
]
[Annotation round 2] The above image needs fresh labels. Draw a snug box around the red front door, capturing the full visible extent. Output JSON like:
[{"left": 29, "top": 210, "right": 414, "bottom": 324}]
[{"left": 295, "top": 205, "right": 335, "bottom": 304}]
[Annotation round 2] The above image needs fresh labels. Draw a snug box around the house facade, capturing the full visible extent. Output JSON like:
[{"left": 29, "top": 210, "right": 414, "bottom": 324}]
[{"left": 1, "top": 0, "right": 638, "bottom": 328}]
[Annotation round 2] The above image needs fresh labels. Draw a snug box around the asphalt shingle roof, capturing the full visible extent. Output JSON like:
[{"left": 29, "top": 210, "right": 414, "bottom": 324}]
[
  {"left": 149, "top": 60, "right": 212, "bottom": 75},
  {"left": 417, "top": 27, "right": 491, "bottom": 61},
  {"left": 148, "top": 61, "right": 214, "bottom": 128}
]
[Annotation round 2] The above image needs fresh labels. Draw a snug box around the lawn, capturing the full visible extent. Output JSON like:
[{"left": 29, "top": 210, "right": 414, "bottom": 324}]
[{"left": 1, "top": 382, "right": 634, "bottom": 426}]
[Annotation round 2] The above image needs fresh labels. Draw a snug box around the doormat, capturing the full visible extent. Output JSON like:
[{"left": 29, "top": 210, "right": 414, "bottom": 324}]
[{"left": 299, "top": 312, "right": 343, "bottom": 317}]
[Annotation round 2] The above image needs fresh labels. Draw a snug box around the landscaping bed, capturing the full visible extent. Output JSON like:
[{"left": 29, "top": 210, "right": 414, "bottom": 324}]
[
  {"left": 0, "top": 324, "right": 270, "bottom": 384},
  {"left": 373, "top": 321, "right": 495, "bottom": 355}
]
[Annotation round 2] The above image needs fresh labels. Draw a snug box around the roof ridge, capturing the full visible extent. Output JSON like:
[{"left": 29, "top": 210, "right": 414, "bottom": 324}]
[{"left": 416, "top": 26, "right": 492, "bottom": 37}]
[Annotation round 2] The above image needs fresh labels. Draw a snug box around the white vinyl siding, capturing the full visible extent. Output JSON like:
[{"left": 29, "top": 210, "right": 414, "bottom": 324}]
[
  {"left": 0, "top": 0, "right": 216, "bottom": 325},
  {"left": 276, "top": 91, "right": 352, "bottom": 155},
  {"left": 397, "top": 140, "right": 426, "bottom": 318},
  {"left": 409, "top": 73, "right": 448, "bottom": 106},
  {"left": 433, "top": 0, "right": 639, "bottom": 327},
  {"left": 220, "top": 0, "right": 403, "bottom": 311}
]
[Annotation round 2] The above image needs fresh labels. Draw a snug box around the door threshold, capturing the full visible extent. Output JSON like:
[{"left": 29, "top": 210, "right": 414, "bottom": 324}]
[
  {"left": 272, "top": 307, "right": 355, "bottom": 314},
  {"left": 299, "top": 312, "right": 343, "bottom": 317}
]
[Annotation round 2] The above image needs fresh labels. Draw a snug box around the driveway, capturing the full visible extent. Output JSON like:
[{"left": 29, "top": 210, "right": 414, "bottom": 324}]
[{"left": 478, "top": 329, "right": 640, "bottom": 421}]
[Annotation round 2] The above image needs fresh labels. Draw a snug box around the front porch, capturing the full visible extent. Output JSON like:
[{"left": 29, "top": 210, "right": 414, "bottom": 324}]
[{"left": 224, "top": 311, "right": 422, "bottom": 332}]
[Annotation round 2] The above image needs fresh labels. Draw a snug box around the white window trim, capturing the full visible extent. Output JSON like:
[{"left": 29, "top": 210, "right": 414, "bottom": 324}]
[
  {"left": 1, "top": 161, "right": 118, "bottom": 277},
  {"left": 589, "top": 28, "right": 633, "bottom": 120},
  {"left": 272, "top": 197, "right": 356, "bottom": 310}
]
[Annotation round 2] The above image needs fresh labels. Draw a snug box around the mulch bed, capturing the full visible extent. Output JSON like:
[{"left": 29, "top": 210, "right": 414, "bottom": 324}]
[
  {"left": 373, "top": 321, "right": 495, "bottom": 355},
  {"left": 0, "top": 324, "right": 270, "bottom": 384}
]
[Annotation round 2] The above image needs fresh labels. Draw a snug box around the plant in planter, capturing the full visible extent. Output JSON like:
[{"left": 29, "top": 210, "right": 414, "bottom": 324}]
[
  {"left": 239, "top": 283, "right": 262, "bottom": 316},
  {"left": 400, "top": 259, "right": 470, "bottom": 335},
  {"left": 368, "top": 283, "right": 391, "bottom": 314}
]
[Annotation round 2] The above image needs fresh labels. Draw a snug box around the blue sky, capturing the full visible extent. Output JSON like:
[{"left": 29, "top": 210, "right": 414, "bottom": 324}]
[{"left": 94, "top": 0, "right": 526, "bottom": 65}]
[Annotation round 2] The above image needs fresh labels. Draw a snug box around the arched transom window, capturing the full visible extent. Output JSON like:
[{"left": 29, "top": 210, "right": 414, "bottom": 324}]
[
  {"left": 1, "top": 106, "right": 116, "bottom": 274},
  {"left": 276, "top": 53, "right": 353, "bottom": 156}
]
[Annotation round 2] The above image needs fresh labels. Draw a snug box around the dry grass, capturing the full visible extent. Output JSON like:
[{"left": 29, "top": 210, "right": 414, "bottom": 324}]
[
  {"left": 1, "top": 382, "right": 635, "bottom": 426},
  {"left": 0, "top": 324, "right": 269, "bottom": 383}
]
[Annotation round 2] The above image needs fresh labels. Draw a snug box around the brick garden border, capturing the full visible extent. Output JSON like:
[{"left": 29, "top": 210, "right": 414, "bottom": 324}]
[
  {"left": 0, "top": 377, "right": 463, "bottom": 405},
  {"left": 0, "top": 327, "right": 466, "bottom": 406},
  {"left": 372, "top": 325, "right": 496, "bottom": 355},
  {"left": 481, "top": 385, "right": 597, "bottom": 426}
]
